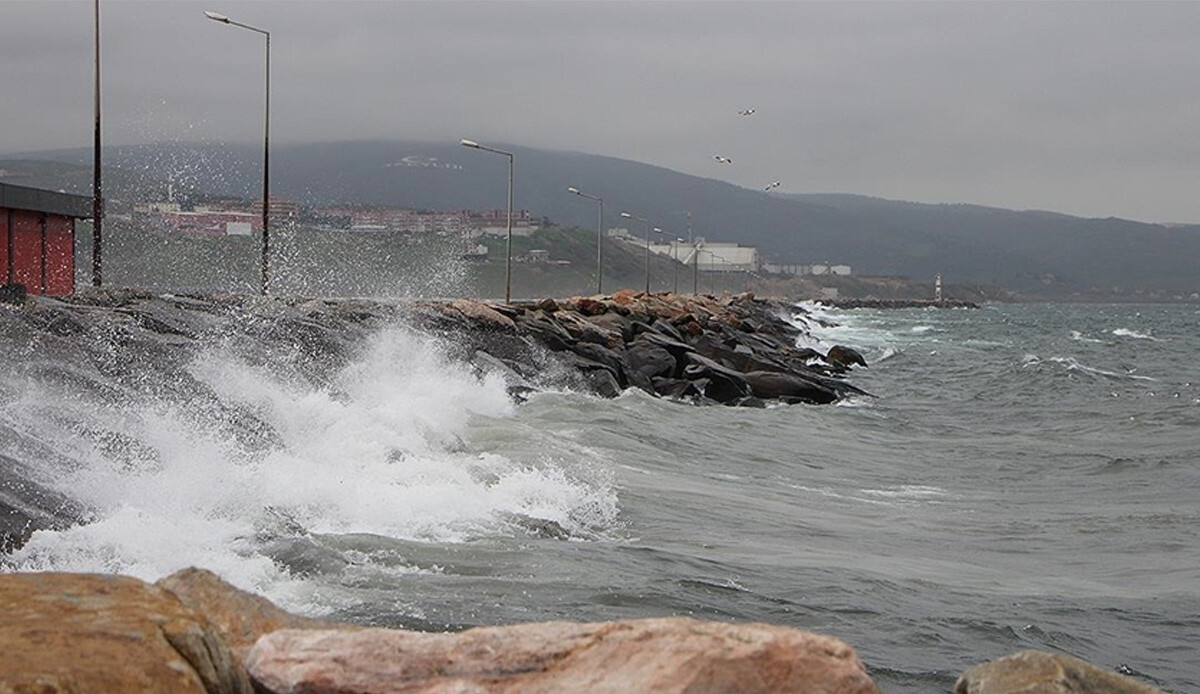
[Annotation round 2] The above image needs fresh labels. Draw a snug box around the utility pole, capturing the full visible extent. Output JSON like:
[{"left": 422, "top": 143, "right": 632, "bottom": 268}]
[
  {"left": 92, "top": 0, "right": 102, "bottom": 287},
  {"left": 688, "top": 211, "right": 698, "bottom": 294}
]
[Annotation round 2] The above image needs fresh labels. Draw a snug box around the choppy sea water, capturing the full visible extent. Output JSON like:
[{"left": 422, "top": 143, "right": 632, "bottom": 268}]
[{"left": 2, "top": 301, "right": 1198, "bottom": 692}]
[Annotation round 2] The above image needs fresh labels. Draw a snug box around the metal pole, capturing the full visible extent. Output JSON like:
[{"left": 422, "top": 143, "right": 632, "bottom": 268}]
[
  {"left": 688, "top": 212, "right": 697, "bottom": 295},
  {"left": 596, "top": 199, "right": 603, "bottom": 295},
  {"left": 505, "top": 152, "right": 513, "bottom": 304},
  {"left": 643, "top": 221, "right": 650, "bottom": 294},
  {"left": 261, "top": 30, "right": 270, "bottom": 296},
  {"left": 673, "top": 241, "right": 679, "bottom": 294},
  {"left": 92, "top": 0, "right": 102, "bottom": 288}
]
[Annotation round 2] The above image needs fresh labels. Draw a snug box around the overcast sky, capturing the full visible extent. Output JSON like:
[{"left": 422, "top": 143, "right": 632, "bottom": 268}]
[{"left": 3, "top": 0, "right": 1200, "bottom": 222}]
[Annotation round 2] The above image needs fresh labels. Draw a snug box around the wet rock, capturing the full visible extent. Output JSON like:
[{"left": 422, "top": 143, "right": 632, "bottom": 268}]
[
  {"left": 246, "top": 617, "right": 881, "bottom": 694},
  {"left": 625, "top": 339, "right": 679, "bottom": 380},
  {"left": 445, "top": 299, "right": 515, "bottom": 332},
  {"left": 744, "top": 370, "right": 838, "bottom": 404},
  {"left": 513, "top": 312, "right": 575, "bottom": 351},
  {"left": 0, "top": 572, "right": 252, "bottom": 694},
  {"left": 827, "top": 344, "right": 868, "bottom": 370},
  {"left": 571, "top": 341, "right": 631, "bottom": 388},
  {"left": 0, "top": 453, "right": 90, "bottom": 553},
  {"left": 955, "top": 650, "right": 1163, "bottom": 694},
  {"left": 684, "top": 352, "right": 751, "bottom": 403}
]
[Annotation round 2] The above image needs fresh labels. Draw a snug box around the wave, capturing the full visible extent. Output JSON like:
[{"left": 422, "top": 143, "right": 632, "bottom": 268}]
[
  {"left": 1021, "top": 355, "right": 1158, "bottom": 382},
  {"left": 2, "top": 325, "right": 618, "bottom": 604},
  {"left": 1111, "top": 328, "right": 1158, "bottom": 341}
]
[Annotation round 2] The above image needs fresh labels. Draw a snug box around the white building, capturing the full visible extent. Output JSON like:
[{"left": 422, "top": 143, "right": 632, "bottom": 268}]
[{"left": 803, "top": 263, "right": 852, "bottom": 276}]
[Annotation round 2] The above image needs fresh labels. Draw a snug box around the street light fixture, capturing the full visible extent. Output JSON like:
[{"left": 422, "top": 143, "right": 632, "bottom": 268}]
[
  {"left": 205, "top": 9, "right": 271, "bottom": 296},
  {"left": 620, "top": 211, "right": 651, "bottom": 294},
  {"left": 461, "top": 139, "right": 514, "bottom": 304},
  {"left": 567, "top": 186, "right": 604, "bottom": 295}
]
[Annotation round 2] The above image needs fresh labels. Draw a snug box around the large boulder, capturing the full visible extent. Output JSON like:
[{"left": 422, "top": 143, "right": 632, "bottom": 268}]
[
  {"left": 156, "top": 567, "right": 340, "bottom": 661},
  {"left": 0, "top": 572, "right": 252, "bottom": 694},
  {"left": 625, "top": 339, "right": 679, "bottom": 381},
  {"left": 683, "top": 352, "right": 751, "bottom": 403},
  {"left": 955, "top": 650, "right": 1164, "bottom": 694},
  {"left": 826, "top": 345, "right": 868, "bottom": 371},
  {"left": 247, "top": 617, "right": 881, "bottom": 694},
  {"left": 744, "top": 370, "right": 839, "bottom": 405}
]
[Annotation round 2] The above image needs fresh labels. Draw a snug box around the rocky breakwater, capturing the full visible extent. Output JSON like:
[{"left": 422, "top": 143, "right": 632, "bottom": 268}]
[
  {"left": 417, "top": 290, "right": 870, "bottom": 407},
  {"left": 0, "top": 568, "right": 1168, "bottom": 693}
]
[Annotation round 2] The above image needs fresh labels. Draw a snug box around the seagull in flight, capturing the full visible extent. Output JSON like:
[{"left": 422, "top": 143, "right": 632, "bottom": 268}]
[
  {"left": 713, "top": 155, "right": 733, "bottom": 164},
  {"left": 764, "top": 181, "right": 782, "bottom": 191},
  {"left": 738, "top": 108, "right": 756, "bottom": 116}
]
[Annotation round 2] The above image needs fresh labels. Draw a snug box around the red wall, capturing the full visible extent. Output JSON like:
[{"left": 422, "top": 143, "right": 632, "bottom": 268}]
[
  {"left": 44, "top": 215, "right": 75, "bottom": 296},
  {"left": 2, "top": 207, "right": 76, "bottom": 296},
  {"left": 0, "top": 210, "right": 8, "bottom": 282}
]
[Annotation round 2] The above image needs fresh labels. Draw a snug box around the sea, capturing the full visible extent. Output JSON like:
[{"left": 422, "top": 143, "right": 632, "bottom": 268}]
[{"left": 2, "top": 300, "right": 1197, "bottom": 692}]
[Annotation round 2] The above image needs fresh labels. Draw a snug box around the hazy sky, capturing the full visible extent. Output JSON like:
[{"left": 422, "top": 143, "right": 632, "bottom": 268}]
[{"left": 3, "top": 0, "right": 1200, "bottom": 222}]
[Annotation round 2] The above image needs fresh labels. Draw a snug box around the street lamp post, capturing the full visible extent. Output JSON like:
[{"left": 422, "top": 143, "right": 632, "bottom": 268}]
[
  {"left": 673, "top": 237, "right": 684, "bottom": 294},
  {"left": 92, "top": 0, "right": 102, "bottom": 287},
  {"left": 461, "top": 139, "right": 514, "bottom": 303},
  {"left": 567, "top": 186, "right": 604, "bottom": 295},
  {"left": 620, "top": 211, "right": 650, "bottom": 294},
  {"left": 205, "top": 10, "right": 270, "bottom": 296}
]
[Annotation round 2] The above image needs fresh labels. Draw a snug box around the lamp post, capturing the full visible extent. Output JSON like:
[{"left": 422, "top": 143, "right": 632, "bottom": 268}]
[
  {"left": 461, "top": 139, "right": 514, "bottom": 303},
  {"left": 567, "top": 186, "right": 603, "bottom": 295},
  {"left": 205, "top": 10, "right": 270, "bottom": 296},
  {"left": 620, "top": 211, "right": 650, "bottom": 294},
  {"left": 92, "top": 0, "right": 102, "bottom": 287},
  {"left": 652, "top": 227, "right": 666, "bottom": 294},
  {"left": 673, "top": 237, "right": 684, "bottom": 294}
]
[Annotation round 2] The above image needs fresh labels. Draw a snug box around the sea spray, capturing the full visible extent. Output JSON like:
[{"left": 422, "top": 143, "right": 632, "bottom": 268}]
[{"left": 3, "top": 322, "right": 619, "bottom": 610}]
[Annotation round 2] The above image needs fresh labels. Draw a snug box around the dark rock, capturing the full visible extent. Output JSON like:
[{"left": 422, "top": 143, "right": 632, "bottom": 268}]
[
  {"left": 571, "top": 342, "right": 631, "bottom": 388},
  {"left": 535, "top": 298, "right": 560, "bottom": 312},
  {"left": 625, "top": 340, "right": 679, "bottom": 381},
  {"left": 636, "top": 331, "right": 695, "bottom": 360},
  {"left": 744, "top": 371, "right": 838, "bottom": 405},
  {"left": 827, "top": 345, "right": 868, "bottom": 370},
  {"left": 514, "top": 312, "right": 575, "bottom": 352},
  {"left": 652, "top": 377, "right": 705, "bottom": 399},
  {"left": 650, "top": 319, "right": 686, "bottom": 342},
  {"left": 683, "top": 353, "right": 750, "bottom": 403},
  {"left": 583, "top": 312, "right": 634, "bottom": 343}
]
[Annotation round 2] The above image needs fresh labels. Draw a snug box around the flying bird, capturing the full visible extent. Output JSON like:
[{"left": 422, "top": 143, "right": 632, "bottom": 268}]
[
  {"left": 738, "top": 108, "right": 756, "bottom": 116},
  {"left": 713, "top": 155, "right": 733, "bottom": 164},
  {"left": 764, "top": 181, "right": 782, "bottom": 191}
]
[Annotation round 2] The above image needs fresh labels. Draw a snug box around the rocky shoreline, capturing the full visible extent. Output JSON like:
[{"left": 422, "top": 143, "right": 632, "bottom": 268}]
[
  {"left": 0, "top": 290, "right": 1171, "bottom": 692},
  {"left": 0, "top": 568, "right": 1165, "bottom": 693}
]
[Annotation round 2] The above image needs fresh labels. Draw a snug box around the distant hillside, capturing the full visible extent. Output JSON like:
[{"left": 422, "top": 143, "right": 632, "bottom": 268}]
[{"left": 5, "top": 141, "right": 1199, "bottom": 299}]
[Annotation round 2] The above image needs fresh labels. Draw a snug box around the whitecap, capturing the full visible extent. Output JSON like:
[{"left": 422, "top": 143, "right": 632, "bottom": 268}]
[{"left": 1112, "top": 328, "right": 1158, "bottom": 341}]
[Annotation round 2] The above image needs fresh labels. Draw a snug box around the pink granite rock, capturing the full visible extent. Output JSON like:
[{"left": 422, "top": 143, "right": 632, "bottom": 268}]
[{"left": 247, "top": 617, "right": 880, "bottom": 694}]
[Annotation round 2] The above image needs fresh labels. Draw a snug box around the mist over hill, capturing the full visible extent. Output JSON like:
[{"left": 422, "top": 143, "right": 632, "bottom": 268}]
[{"left": 5, "top": 140, "right": 1199, "bottom": 298}]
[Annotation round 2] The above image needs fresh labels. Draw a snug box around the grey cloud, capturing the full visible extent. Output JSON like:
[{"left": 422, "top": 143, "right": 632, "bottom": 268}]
[{"left": 3, "top": 0, "right": 1200, "bottom": 222}]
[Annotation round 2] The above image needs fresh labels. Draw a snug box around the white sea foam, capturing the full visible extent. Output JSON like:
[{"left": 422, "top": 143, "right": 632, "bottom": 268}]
[
  {"left": 5, "top": 326, "right": 618, "bottom": 606},
  {"left": 1112, "top": 328, "right": 1158, "bottom": 341}
]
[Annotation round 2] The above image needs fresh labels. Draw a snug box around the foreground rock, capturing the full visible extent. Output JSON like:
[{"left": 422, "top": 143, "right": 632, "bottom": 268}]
[
  {"left": 156, "top": 567, "right": 346, "bottom": 660},
  {"left": 955, "top": 650, "right": 1164, "bottom": 694},
  {"left": 0, "top": 572, "right": 252, "bottom": 694},
  {"left": 247, "top": 618, "right": 881, "bottom": 694}
]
